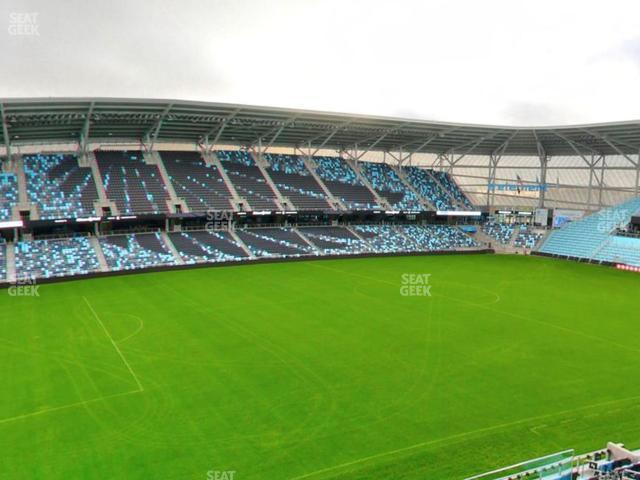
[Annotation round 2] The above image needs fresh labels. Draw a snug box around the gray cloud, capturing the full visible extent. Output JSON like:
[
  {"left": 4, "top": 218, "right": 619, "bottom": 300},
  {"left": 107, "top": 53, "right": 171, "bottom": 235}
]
[{"left": 2, "top": 0, "right": 640, "bottom": 125}]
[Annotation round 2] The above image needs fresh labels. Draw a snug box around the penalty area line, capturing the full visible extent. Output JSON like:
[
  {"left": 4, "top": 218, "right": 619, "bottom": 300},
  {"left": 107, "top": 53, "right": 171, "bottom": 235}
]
[
  {"left": 83, "top": 296, "right": 144, "bottom": 392},
  {"left": 0, "top": 389, "right": 141, "bottom": 426}
]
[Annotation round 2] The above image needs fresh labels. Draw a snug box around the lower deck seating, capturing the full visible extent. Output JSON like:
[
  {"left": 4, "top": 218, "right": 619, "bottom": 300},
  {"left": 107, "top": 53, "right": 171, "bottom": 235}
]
[
  {"left": 99, "top": 233, "right": 176, "bottom": 271},
  {"left": 354, "top": 225, "right": 419, "bottom": 253},
  {"left": 235, "top": 228, "right": 312, "bottom": 257},
  {"left": 593, "top": 235, "right": 640, "bottom": 266},
  {"left": 402, "top": 225, "right": 478, "bottom": 250},
  {"left": 169, "top": 231, "right": 249, "bottom": 263},
  {"left": 539, "top": 197, "right": 640, "bottom": 260},
  {"left": 513, "top": 225, "right": 543, "bottom": 249},
  {"left": 14, "top": 237, "right": 100, "bottom": 279},
  {"left": 7, "top": 225, "right": 483, "bottom": 282},
  {"left": 298, "top": 226, "right": 371, "bottom": 255},
  {"left": 482, "top": 222, "right": 515, "bottom": 244}
]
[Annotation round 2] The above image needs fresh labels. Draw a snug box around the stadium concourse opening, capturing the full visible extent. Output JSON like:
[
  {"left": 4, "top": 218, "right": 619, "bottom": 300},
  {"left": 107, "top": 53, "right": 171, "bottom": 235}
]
[{"left": 2, "top": 98, "right": 640, "bottom": 479}]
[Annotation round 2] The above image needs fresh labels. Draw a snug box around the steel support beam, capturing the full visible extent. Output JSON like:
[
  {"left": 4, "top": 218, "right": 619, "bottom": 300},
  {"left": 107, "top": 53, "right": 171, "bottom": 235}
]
[{"left": 0, "top": 103, "right": 11, "bottom": 159}]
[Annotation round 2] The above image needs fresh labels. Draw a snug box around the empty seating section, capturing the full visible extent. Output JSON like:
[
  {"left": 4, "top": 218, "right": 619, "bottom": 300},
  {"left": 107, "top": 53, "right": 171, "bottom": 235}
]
[
  {"left": 169, "top": 231, "right": 249, "bottom": 264},
  {"left": 514, "top": 225, "right": 543, "bottom": 249},
  {"left": 299, "top": 226, "right": 370, "bottom": 255},
  {"left": 354, "top": 225, "right": 419, "bottom": 252},
  {"left": 0, "top": 173, "right": 18, "bottom": 221},
  {"left": 314, "top": 156, "right": 379, "bottom": 210},
  {"left": 14, "top": 237, "right": 100, "bottom": 279},
  {"left": 402, "top": 225, "right": 478, "bottom": 250},
  {"left": 216, "top": 150, "right": 279, "bottom": 210},
  {"left": 403, "top": 167, "right": 454, "bottom": 210},
  {"left": 100, "top": 233, "right": 176, "bottom": 271},
  {"left": 433, "top": 171, "right": 472, "bottom": 208},
  {"left": 539, "top": 197, "right": 640, "bottom": 260},
  {"left": 235, "top": 228, "right": 311, "bottom": 257},
  {"left": 23, "top": 154, "right": 98, "bottom": 219},
  {"left": 97, "top": 151, "right": 169, "bottom": 214},
  {"left": 594, "top": 236, "right": 640, "bottom": 266},
  {"left": 482, "top": 222, "right": 515, "bottom": 244},
  {"left": 161, "top": 151, "right": 233, "bottom": 212},
  {"left": 264, "top": 154, "right": 331, "bottom": 210},
  {"left": 360, "top": 162, "right": 421, "bottom": 210}
]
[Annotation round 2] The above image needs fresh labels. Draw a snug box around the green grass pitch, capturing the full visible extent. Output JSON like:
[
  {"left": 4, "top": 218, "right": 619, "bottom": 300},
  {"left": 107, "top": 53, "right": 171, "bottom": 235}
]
[{"left": 2, "top": 254, "right": 640, "bottom": 479}]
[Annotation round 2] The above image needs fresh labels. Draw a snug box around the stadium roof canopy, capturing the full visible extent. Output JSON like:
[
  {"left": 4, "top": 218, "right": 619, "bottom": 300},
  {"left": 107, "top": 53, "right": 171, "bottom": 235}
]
[{"left": 2, "top": 97, "right": 640, "bottom": 157}]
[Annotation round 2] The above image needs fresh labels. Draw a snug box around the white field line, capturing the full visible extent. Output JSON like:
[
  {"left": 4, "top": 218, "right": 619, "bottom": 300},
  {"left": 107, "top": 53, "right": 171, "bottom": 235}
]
[
  {"left": 83, "top": 296, "right": 144, "bottom": 392},
  {"left": 0, "top": 389, "right": 141, "bottom": 426}
]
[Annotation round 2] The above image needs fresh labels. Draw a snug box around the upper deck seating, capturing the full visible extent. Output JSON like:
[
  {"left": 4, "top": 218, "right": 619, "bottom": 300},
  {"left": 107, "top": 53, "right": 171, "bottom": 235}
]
[
  {"left": 0, "top": 173, "right": 18, "bottom": 221},
  {"left": 402, "top": 167, "right": 455, "bottom": 210},
  {"left": 264, "top": 154, "right": 331, "bottom": 210},
  {"left": 23, "top": 154, "right": 98, "bottom": 219},
  {"left": 433, "top": 171, "right": 473, "bottom": 209},
  {"left": 161, "top": 151, "right": 233, "bottom": 212},
  {"left": 216, "top": 150, "right": 279, "bottom": 211},
  {"left": 314, "top": 156, "right": 380, "bottom": 210},
  {"left": 96, "top": 151, "right": 170, "bottom": 214},
  {"left": 360, "top": 162, "right": 421, "bottom": 210}
]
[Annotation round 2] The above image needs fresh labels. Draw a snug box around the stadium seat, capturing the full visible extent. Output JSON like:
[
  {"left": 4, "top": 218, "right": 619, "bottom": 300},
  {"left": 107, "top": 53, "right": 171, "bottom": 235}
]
[
  {"left": 14, "top": 237, "right": 100, "bottom": 279},
  {"left": 96, "top": 151, "right": 170, "bottom": 214},
  {"left": 99, "top": 232, "right": 177, "bottom": 271},
  {"left": 215, "top": 150, "right": 279, "bottom": 211},
  {"left": 359, "top": 162, "right": 421, "bottom": 210},
  {"left": 23, "top": 153, "right": 98, "bottom": 219},
  {"left": 264, "top": 154, "right": 331, "bottom": 210},
  {"left": 314, "top": 156, "right": 380, "bottom": 210}
]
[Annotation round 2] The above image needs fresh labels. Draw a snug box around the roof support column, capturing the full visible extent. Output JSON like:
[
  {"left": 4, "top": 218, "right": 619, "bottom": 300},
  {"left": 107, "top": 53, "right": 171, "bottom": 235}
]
[
  {"left": 486, "top": 154, "right": 499, "bottom": 210},
  {"left": 598, "top": 155, "right": 606, "bottom": 208},
  {"left": 587, "top": 155, "right": 595, "bottom": 211},
  {"left": 635, "top": 152, "right": 640, "bottom": 198},
  {"left": 538, "top": 154, "right": 548, "bottom": 208},
  {"left": 0, "top": 103, "right": 11, "bottom": 161}
]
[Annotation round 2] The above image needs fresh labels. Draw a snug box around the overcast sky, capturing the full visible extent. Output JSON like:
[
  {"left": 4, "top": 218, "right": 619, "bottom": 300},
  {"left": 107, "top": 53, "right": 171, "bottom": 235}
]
[{"left": 2, "top": 0, "right": 640, "bottom": 126}]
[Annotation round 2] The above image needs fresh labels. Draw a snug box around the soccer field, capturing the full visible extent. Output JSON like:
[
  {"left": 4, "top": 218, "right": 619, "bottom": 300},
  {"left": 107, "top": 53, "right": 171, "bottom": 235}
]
[{"left": 2, "top": 254, "right": 640, "bottom": 479}]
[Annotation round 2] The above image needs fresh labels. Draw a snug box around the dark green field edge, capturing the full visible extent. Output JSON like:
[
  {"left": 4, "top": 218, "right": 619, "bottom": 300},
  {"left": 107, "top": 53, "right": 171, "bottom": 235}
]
[
  {"left": 0, "top": 247, "right": 494, "bottom": 289},
  {"left": 532, "top": 251, "right": 616, "bottom": 266}
]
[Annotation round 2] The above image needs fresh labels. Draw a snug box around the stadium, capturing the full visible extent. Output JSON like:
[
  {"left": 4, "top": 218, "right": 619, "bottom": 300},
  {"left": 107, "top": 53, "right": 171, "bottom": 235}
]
[{"left": 2, "top": 96, "right": 640, "bottom": 479}]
